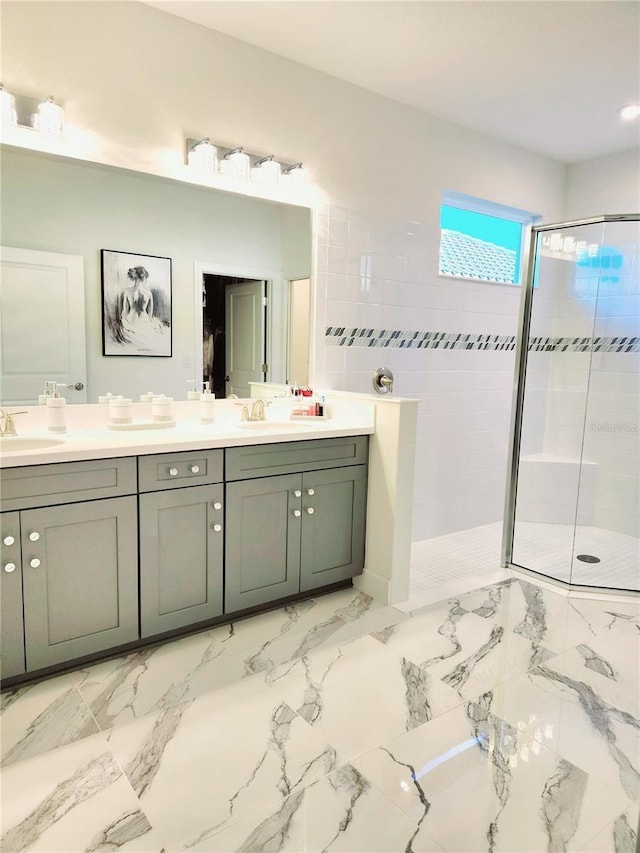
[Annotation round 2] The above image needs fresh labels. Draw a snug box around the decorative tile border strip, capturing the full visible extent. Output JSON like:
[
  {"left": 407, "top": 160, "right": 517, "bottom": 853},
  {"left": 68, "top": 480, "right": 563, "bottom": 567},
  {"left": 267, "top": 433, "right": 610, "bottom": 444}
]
[{"left": 325, "top": 328, "right": 640, "bottom": 353}]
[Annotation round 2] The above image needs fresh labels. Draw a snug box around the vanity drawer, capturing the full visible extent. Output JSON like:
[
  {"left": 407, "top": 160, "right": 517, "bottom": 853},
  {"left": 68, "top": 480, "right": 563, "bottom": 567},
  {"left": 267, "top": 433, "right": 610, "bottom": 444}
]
[
  {"left": 0, "top": 458, "right": 137, "bottom": 512},
  {"left": 138, "top": 449, "right": 223, "bottom": 492},
  {"left": 225, "top": 435, "right": 369, "bottom": 481}
]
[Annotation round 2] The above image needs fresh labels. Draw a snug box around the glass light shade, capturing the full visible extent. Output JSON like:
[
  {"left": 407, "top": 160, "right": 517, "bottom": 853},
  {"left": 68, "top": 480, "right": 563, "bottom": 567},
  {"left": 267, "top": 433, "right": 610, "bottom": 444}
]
[
  {"left": 0, "top": 85, "right": 17, "bottom": 129},
  {"left": 35, "top": 96, "right": 64, "bottom": 136},
  {"left": 226, "top": 148, "right": 250, "bottom": 181},
  {"left": 287, "top": 163, "right": 308, "bottom": 191},
  {"left": 258, "top": 157, "right": 281, "bottom": 186},
  {"left": 188, "top": 138, "right": 217, "bottom": 174}
]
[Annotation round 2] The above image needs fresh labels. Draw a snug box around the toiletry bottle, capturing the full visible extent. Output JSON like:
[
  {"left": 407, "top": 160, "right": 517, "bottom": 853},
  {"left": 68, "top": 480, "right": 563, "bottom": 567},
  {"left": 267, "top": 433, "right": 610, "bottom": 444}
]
[
  {"left": 199, "top": 388, "right": 215, "bottom": 423},
  {"left": 186, "top": 379, "right": 201, "bottom": 401},
  {"left": 46, "top": 383, "right": 67, "bottom": 433},
  {"left": 108, "top": 396, "right": 133, "bottom": 425}
]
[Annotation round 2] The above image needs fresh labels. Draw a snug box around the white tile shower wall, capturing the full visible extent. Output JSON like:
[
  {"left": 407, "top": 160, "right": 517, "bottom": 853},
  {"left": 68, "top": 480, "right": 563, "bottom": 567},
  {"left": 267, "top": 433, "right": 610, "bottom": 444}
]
[{"left": 314, "top": 203, "right": 521, "bottom": 539}]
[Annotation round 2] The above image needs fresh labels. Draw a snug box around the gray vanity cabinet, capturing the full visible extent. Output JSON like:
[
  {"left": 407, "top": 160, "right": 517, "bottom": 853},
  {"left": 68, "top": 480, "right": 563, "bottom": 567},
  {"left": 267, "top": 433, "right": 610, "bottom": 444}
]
[
  {"left": 137, "top": 449, "right": 224, "bottom": 638},
  {"left": 1, "top": 512, "right": 26, "bottom": 678},
  {"left": 225, "top": 473, "right": 302, "bottom": 612},
  {"left": 139, "top": 484, "right": 224, "bottom": 637},
  {"left": 0, "top": 457, "right": 139, "bottom": 675},
  {"left": 225, "top": 437, "right": 368, "bottom": 613},
  {"left": 21, "top": 496, "right": 139, "bottom": 671},
  {"left": 299, "top": 465, "right": 367, "bottom": 592}
]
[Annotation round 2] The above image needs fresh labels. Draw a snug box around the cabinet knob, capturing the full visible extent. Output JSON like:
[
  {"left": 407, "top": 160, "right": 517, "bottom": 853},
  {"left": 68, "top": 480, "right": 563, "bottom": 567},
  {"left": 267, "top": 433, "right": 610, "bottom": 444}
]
[
  {"left": 306, "top": 507, "right": 315, "bottom": 515},
  {"left": 307, "top": 488, "right": 315, "bottom": 496},
  {"left": 189, "top": 464, "right": 200, "bottom": 474},
  {"left": 30, "top": 557, "right": 41, "bottom": 568},
  {"left": 293, "top": 490, "right": 302, "bottom": 498},
  {"left": 3, "top": 535, "right": 15, "bottom": 546},
  {"left": 29, "top": 531, "right": 41, "bottom": 542},
  {"left": 4, "top": 562, "right": 16, "bottom": 573},
  {"left": 211, "top": 523, "right": 222, "bottom": 533},
  {"left": 212, "top": 501, "right": 222, "bottom": 511},
  {"left": 292, "top": 509, "right": 301, "bottom": 518},
  {"left": 169, "top": 467, "right": 179, "bottom": 477}
]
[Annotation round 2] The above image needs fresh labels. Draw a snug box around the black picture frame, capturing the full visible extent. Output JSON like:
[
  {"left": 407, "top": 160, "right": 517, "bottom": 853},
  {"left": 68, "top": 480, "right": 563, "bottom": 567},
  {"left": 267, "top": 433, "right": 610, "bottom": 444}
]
[{"left": 101, "top": 249, "right": 172, "bottom": 357}]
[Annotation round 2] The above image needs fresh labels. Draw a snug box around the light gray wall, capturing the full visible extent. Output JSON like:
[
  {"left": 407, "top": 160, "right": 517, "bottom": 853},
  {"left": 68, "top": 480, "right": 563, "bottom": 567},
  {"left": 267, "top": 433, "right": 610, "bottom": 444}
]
[{"left": 565, "top": 149, "right": 640, "bottom": 219}]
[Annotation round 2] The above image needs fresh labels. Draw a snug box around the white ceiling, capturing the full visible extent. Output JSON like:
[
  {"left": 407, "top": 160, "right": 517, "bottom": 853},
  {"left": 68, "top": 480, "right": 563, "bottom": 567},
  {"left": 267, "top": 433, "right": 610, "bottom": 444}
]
[{"left": 145, "top": 0, "right": 640, "bottom": 164}]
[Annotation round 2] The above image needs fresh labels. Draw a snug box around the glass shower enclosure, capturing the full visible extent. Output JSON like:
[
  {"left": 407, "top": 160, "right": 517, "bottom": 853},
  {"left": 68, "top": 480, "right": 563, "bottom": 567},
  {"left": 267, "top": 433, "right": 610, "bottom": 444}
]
[{"left": 502, "top": 214, "right": 639, "bottom": 592}]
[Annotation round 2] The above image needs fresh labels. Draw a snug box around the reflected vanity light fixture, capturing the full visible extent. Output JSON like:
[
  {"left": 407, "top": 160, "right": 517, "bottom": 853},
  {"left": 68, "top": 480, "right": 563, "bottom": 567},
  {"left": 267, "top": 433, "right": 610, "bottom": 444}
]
[
  {"left": 34, "top": 95, "right": 65, "bottom": 136},
  {"left": 185, "top": 137, "right": 309, "bottom": 195}
]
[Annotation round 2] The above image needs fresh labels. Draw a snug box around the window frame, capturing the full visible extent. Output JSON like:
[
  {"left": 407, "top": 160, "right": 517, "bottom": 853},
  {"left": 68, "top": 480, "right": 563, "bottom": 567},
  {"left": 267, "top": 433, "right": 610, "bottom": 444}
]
[{"left": 439, "top": 191, "right": 540, "bottom": 286}]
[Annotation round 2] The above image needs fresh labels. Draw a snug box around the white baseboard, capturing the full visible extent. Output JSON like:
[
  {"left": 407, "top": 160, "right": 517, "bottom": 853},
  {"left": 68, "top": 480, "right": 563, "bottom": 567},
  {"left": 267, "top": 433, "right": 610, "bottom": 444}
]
[{"left": 353, "top": 569, "right": 391, "bottom": 604}]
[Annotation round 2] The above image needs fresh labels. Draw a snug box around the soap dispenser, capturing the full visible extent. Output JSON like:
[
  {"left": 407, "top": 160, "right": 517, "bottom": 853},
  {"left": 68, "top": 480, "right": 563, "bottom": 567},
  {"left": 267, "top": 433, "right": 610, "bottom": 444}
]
[
  {"left": 199, "top": 382, "right": 215, "bottom": 423},
  {"left": 46, "top": 383, "right": 67, "bottom": 433}
]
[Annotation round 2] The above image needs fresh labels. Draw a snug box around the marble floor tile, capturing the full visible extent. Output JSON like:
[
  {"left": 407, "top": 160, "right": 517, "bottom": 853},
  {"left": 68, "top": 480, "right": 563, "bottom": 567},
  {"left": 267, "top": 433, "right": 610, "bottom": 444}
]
[
  {"left": 408, "top": 718, "right": 634, "bottom": 852},
  {"left": 264, "top": 635, "right": 462, "bottom": 761},
  {"left": 209, "top": 588, "right": 386, "bottom": 676},
  {"left": 106, "top": 673, "right": 341, "bottom": 851},
  {"left": 529, "top": 625, "right": 640, "bottom": 802},
  {"left": 351, "top": 702, "right": 491, "bottom": 822},
  {"left": 200, "top": 764, "right": 446, "bottom": 852},
  {"left": 372, "top": 584, "right": 542, "bottom": 701},
  {"left": 71, "top": 627, "right": 249, "bottom": 730},
  {"left": 579, "top": 800, "right": 639, "bottom": 852},
  {"left": 0, "top": 732, "right": 165, "bottom": 852},
  {"left": 1, "top": 674, "right": 98, "bottom": 768}
]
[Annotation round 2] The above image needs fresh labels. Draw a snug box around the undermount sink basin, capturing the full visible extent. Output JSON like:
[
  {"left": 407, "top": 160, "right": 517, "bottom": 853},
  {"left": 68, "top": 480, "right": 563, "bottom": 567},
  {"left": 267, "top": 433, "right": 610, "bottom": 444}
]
[{"left": 0, "top": 436, "right": 66, "bottom": 452}]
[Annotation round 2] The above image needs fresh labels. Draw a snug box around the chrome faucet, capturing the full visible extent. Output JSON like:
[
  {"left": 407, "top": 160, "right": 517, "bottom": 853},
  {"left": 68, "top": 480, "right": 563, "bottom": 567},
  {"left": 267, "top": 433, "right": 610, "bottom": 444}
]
[{"left": 0, "top": 408, "right": 27, "bottom": 437}]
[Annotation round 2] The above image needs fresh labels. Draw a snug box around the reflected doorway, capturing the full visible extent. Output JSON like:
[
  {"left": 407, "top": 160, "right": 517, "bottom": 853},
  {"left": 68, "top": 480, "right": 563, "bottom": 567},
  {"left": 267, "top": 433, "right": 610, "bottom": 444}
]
[{"left": 202, "top": 274, "right": 266, "bottom": 398}]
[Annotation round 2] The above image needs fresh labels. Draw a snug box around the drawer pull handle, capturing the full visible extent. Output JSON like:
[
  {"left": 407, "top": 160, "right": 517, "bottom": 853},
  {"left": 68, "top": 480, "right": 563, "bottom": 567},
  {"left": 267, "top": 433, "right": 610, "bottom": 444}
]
[
  {"left": 3, "top": 535, "right": 15, "bottom": 546},
  {"left": 212, "top": 523, "right": 222, "bottom": 533},
  {"left": 306, "top": 507, "right": 315, "bottom": 515},
  {"left": 169, "top": 467, "right": 179, "bottom": 477},
  {"left": 212, "top": 501, "right": 222, "bottom": 511},
  {"left": 307, "top": 488, "right": 315, "bottom": 496},
  {"left": 29, "top": 531, "right": 41, "bottom": 542},
  {"left": 30, "top": 558, "right": 41, "bottom": 569},
  {"left": 4, "top": 562, "right": 16, "bottom": 573},
  {"left": 292, "top": 509, "right": 301, "bottom": 518},
  {"left": 190, "top": 464, "right": 200, "bottom": 474},
  {"left": 293, "top": 490, "right": 302, "bottom": 498}
]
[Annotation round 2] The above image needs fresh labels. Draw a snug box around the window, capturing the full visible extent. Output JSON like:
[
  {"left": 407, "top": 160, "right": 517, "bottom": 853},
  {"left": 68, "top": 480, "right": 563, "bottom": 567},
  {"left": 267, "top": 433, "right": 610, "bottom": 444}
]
[{"left": 439, "top": 192, "right": 538, "bottom": 285}]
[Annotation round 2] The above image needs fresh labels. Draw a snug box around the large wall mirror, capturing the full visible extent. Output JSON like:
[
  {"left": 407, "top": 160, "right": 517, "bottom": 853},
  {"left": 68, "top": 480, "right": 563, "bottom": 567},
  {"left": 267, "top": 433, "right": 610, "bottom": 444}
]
[{"left": 0, "top": 145, "right": 312, "bottom": 404}]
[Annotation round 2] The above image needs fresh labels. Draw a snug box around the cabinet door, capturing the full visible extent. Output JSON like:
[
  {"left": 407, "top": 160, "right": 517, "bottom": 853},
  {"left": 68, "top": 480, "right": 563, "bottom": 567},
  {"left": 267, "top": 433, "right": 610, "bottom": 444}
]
[
  {"left": 139, "top": 484, "right": 223, "bottom": 638},
  {"left": 225, "top": 474, "right": 301, "bottom": 613},
  {"left": 21, "top": 496, "right": 138, "bottom": 671},
  {"left": 1, "top": 512, "right": 25, "bottom": 678},
  {"left": 300, "top": 465, "right": 367, "bottom": 592}
]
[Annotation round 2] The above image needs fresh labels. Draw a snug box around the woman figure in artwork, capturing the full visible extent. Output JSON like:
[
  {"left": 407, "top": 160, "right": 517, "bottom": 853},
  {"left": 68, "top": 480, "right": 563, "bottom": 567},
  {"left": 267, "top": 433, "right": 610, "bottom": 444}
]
[{"left": 120, "top": 265, "right": 165, "bottom": 349}]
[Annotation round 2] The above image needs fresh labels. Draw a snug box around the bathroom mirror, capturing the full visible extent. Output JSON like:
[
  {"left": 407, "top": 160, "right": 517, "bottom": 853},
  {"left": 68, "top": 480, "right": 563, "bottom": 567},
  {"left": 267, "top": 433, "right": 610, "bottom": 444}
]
[{"left": 0, "top": 145, "right": 312, "bottom": 404}]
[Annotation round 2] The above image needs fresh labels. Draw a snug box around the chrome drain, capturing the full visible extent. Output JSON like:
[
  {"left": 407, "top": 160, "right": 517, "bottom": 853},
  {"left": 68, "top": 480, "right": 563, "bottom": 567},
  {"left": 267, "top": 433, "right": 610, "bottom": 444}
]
[{"left": 576, "top": 554, "right": 600, "bottom": 564}]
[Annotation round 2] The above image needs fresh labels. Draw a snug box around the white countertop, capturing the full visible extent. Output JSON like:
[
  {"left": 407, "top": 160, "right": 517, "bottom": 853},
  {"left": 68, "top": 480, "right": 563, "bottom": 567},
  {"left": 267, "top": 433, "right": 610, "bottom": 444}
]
[{"left": 0, "top": 401, "right": 375, "bottom": 468}]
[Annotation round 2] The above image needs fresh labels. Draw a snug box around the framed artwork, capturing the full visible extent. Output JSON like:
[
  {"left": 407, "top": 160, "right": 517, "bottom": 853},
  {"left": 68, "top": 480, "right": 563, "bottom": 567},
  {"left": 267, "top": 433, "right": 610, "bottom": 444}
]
[{"left": 101, "top": 249, "right": 172, "bottom": 357}]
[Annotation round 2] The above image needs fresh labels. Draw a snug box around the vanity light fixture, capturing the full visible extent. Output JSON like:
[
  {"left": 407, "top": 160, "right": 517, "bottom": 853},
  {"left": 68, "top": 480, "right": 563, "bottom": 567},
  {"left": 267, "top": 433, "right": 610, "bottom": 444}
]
[
  {"left": 34, "top": 95, "right": 64, "bottom": 136},
  {"left": 222, "top": 146, "right": 251, "bottom": 181},
  {"left": 253, "top": 154, "right": 281, "bottom": 186},
  {"left": 184, "top": 137, "right": 311, "bottom": 197},
  {"left": 0, "top": 84, "right": 17, "bottom": 129},
  {"left": 618, "top": 103, "right": 640, "bottom": 121},
  {"left": 187, "top": 137, "right": 217, "bottom": 174},
  {"left": 281, "top": 162, "right": 308, "bottom": 191}
]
